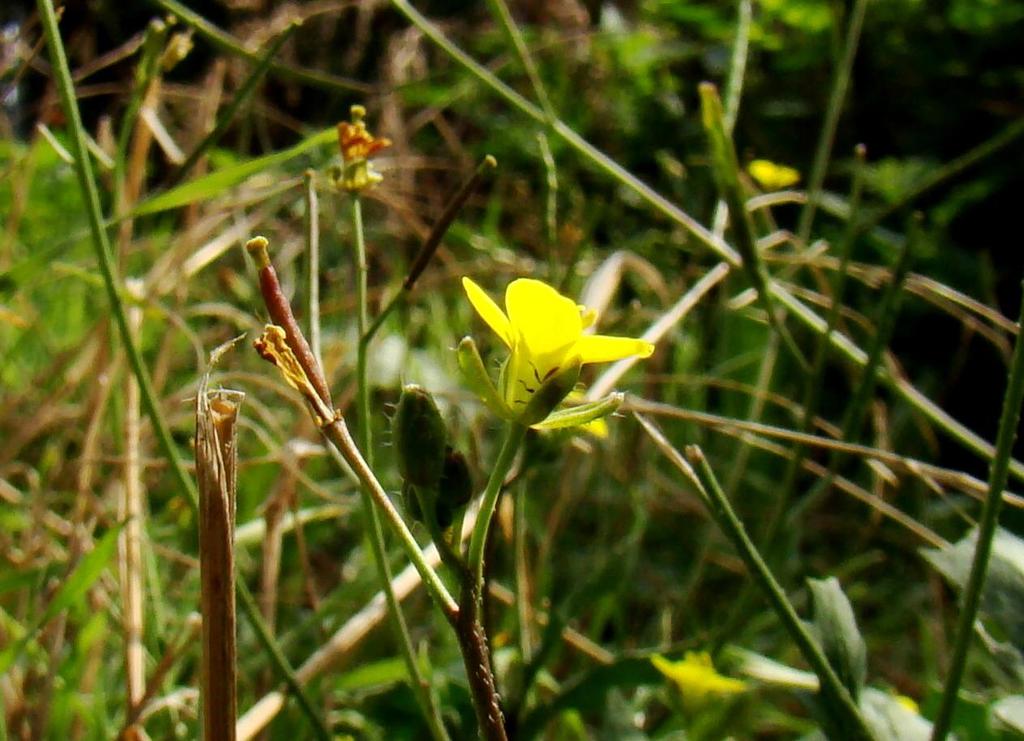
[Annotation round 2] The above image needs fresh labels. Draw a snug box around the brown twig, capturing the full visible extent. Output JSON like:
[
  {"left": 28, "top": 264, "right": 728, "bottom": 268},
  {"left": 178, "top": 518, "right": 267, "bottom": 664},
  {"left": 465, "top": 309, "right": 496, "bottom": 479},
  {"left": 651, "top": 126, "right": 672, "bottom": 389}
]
[{"left": 195, "top": 369, "right": 245, "bottom": 741}]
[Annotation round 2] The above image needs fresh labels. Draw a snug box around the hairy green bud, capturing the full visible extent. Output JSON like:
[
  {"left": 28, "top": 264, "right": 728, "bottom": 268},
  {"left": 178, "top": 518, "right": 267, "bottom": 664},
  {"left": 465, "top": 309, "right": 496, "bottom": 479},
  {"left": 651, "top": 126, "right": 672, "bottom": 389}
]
[{"left": 393, "top": 384, "right": 448, "bottom": 488}]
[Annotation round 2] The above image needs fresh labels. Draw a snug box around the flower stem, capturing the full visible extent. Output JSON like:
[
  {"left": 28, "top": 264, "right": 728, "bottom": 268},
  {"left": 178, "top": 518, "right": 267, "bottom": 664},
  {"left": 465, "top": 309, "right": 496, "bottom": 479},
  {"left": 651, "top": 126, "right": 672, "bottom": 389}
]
[
  {"left": 685, "top": 445, "right": 875, "bottom": 740},
  {"left": 931, "top": 281, "right": 1024, "bottom": 741},
  {"left": 467, "top": 424, "right": 526, "bottom": 590},
  {"left": 458, "top": 580, "right": 509, "bottom": 741},
  {"left": 350, "top": 196, "right": 451, "bottom": 741}
]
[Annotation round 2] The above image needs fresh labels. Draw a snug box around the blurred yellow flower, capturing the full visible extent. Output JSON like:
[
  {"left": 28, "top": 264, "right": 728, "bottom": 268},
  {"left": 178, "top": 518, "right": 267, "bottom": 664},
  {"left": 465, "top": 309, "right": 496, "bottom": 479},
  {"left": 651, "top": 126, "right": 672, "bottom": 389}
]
[
  {"left": 651, "top": 652, "right": 747, "bottom": 713},
  {"left": 335, "top": 105, "right": 391, "bottom": 192},
  {"left": 461, "top": 277, "right": 653, "bottom": 424},
  {"left": 748, "top": 158, "right": 801, "bottom": 190}
]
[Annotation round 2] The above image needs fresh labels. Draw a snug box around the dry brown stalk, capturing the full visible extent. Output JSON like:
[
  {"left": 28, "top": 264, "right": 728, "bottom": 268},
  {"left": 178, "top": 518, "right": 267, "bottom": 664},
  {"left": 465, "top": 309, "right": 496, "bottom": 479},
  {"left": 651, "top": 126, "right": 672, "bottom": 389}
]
[
  {"left": 121, "top": 296, "right": 146, "bottom": 718},
  {"left": 195, "top": 362, "right": 245, "bottom": 741}
]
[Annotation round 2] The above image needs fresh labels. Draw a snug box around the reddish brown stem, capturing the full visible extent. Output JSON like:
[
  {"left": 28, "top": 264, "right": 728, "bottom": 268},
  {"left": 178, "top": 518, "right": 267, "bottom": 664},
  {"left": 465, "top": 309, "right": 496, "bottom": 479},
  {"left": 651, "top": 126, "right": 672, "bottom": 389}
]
[{"left": 247, "top": 236, "right": 333, "bottom": 409}]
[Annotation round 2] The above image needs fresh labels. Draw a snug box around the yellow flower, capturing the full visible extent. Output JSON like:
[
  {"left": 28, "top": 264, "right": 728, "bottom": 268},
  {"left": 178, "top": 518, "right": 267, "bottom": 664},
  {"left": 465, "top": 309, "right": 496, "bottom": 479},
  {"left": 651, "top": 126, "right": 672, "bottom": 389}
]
[
  {"left": 651, "top": 652, "right": 747, "bottom": 714},
  {"left": 460, "top": 277, "right": 653, "bottom": 425},
  {"left": 748, "top": 158, "right": 800, "bottom": 190}
]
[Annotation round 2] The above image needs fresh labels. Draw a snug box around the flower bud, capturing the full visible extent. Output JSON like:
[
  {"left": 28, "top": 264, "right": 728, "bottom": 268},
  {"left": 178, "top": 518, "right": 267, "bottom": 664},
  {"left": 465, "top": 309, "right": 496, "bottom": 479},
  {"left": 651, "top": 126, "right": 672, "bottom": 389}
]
[
  {"left": 393, "top": 384, "right": 447, "bottom": 488},
  {"left": 435, "top": 448, "right": 474, "bottom": 529}
]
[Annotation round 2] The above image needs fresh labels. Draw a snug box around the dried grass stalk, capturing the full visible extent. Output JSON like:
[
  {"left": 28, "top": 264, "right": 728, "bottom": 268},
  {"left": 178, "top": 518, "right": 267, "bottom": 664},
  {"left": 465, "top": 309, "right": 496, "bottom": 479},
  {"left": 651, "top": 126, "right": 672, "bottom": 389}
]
[{"left": 196, "top": 372, "right": 244, "bottom": 741}]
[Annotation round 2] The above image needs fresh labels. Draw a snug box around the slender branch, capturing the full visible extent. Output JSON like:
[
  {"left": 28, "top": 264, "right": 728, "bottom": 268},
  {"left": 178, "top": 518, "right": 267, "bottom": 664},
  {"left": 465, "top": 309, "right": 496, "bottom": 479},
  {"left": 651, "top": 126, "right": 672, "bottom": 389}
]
[
  {"left": 304, "top": 171, "right": 322, "bottom": 367},
  {"left": 931, "top": 281, "right": 1024, "bottom": 740},
  {"left": 171, "top": 21, "right": 299, "bottom": 185},
  {"left": 467, "top": 424, "right": 526, "bottom": 589},
  {"left": 350, "top": 195, "right": 452, "bottom": 741},
  {"left": 796, "top": 0, "right": 870, "bottom": 244},
  {"left": 151, "top": 0, "right": 371, "bottom": 94},
  {"left": 320, "top": 415, "right": 459, "bottom": 621},
  {"left": 458, "top": 581, "right": 509, "bottom": 741},
  {"left": 636, "top": 417, "right": 875, "bottom": 740}
]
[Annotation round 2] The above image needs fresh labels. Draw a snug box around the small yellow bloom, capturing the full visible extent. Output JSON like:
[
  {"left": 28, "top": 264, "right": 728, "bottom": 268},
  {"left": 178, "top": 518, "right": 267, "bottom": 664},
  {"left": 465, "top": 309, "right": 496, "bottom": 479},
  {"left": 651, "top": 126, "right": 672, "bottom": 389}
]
[
  {"left": 748, "top": 158, "right": 801, "bottom": 190},
  {"left": 461, "top": 277, "right": 653, "bottom": 422},
  {"left": 335, "top": 105, "right": 391, "bottom": 192},
  {"left": 895, "top": 694, "right": 919, "bottom": 714},
  {"left": 651, "top": 652, "right": 746, "bottom": 713}
]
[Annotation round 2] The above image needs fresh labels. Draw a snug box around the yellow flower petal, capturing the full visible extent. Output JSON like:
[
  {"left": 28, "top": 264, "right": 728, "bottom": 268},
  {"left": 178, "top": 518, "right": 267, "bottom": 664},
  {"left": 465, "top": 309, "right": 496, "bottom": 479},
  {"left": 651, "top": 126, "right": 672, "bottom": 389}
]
[
  {"left": 748, "top": 159, "right": 800, "bottom": 190},
  {"left": 462, "top": 277, "right": 513, "bottom": 348},
  {"left": 576, "top": 334, "right": 654, "bottom": 364},
  {"left": 505, "top": 278, "right": 582, "bottom": 359},
  {"left": 652, "top": 652, "right": 747, "bottom": 712}
]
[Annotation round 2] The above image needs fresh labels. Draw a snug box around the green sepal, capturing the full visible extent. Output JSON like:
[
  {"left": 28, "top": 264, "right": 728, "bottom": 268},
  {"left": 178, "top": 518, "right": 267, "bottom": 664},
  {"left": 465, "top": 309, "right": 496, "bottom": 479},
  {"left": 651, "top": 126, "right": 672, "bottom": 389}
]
[
  {"left": 518, "top": 361, "right": 581, "bottom": 427},
  {"left": 531, "top": 392, "right": 624, "bottom": 431},
  {"left": 457, "top": 336, "right": 514, "bottom": 420}
]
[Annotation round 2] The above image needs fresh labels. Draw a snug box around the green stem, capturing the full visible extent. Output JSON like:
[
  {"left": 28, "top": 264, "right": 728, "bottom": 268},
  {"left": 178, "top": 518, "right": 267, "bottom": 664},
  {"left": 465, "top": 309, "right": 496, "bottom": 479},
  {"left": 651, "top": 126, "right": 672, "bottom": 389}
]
[
  {"left": 796, "top": 0, "right": 870, "bottom": 245},
  {"left": 854, "top": 116, "right": 1024, "bottom": 239},
  {"left": 350, "top": 196, "right": 451, "bottom": 741},
  {"left": 682, "top": 444, "right": 875, "bottom": 740},
  {"left": 319, "top": 418, "right": 457, "bottom": 619},
  {"left": 304, "top": 171, "right": 322, "bottom": 367},
  {"left": 483, "top": 0, "right": 555, "bottom": 121},
  {"left": 171, "top": 21, "right": 300, "bottom": 185},
  {"left": 37, "top": 2, "right": 329, "bottom": 733},
  {"left": 468, "top": 424, "right": 527, "bottom": 591},
  {"left": 151, "top": 0, "right": 371, "bottom": 94},
  {"left": 236, "top": 581, "right": 331, "bottom": 741},
  {"left": 721, "top": 0, "right": 752, "bottom": 134},
  {"left": 767, "top": 145, "right": 868, "bottom": 539},
  {"left": 931, "top": 282, "right": 1024, "bottom": 740}
]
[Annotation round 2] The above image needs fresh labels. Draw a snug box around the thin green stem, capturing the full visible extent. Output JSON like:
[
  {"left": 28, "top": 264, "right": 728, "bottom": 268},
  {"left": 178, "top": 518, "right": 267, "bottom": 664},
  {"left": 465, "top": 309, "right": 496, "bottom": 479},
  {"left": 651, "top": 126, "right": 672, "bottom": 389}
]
[
  {"left": 637, "top": 417, "right": 875, "bottom": 739},
  {"left": 468, "top": 424, "right": 527, "bottom": 591},
  {"left": 171, "top": 21, "right": 299, "bottom": 185},
  {"left": 796, "top": 0, "right": 870, "bottom": 245},
  {"left": 236, "top": 581, "right": 331, "bottom": 741},
  {"left": 483, "top": 0, "right": 556, "bottom": 121},
  {"left": 113, "top": 19, "right": 168, "bottom": 217},
  {"left": 722, "top": 0, "right": 752, "bottom": 134},
  {"left": 513, "top": 484, "right": 533, "bottom": 662},
  {"left": 38, "top": 0, "right": 193, "bottom": 517},
  {"left": 151, "top": 0, "right": 371, "bottom": 94},
  {"left": 38, "top": 3, "right": 329, "bottom": 732},
  {"left": 416, "top": 486, "right": 468, "bottom": 580},
  {"left": 768, "top": 145, "right": 867, "bottom": 539},
  {"left": 700, "top": 82, "right": 808, "bottom": 371},
  {"left": 318, "top": 422, "right": 457, "bottom": 619},
  {"left": 931, "top": 282, "right": 1024, "bottom": 740},
  {"left": 853, "top": 116, "right": 1024, "bottom": 239},
  {"left": 304, "top": 171, "right": 322, "bottom": 367},
  {"left": 350, "top": 196, "right": 451, "bottom": 741}
]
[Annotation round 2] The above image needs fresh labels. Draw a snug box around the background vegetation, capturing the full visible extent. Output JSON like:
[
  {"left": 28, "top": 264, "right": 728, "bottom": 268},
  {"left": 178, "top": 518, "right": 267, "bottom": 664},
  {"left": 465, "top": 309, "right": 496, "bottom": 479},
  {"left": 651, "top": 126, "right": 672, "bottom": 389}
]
[{"left": 2, "top": 0, "right": 1024, "bottom": 738}]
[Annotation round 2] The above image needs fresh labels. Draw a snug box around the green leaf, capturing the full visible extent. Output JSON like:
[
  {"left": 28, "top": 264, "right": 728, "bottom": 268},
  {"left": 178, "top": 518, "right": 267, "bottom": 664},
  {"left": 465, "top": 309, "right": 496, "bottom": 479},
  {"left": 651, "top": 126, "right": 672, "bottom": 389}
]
[
  {"left": 859, "top": 688, "right": 933, "bottom": 741},
  {"left": 531, "top": 392, "right": 624, "bottom": 431},
  {"left": 806, "top": 577, "right": 867, "bottom": 700},
  {"left": 335, "top": 657, "right": 410, "bottom": 692},
  {"left": 131, "top": 127, "right": 335, "bottom": 216},
  {"left": 922, "top": 527, "right": 1024, "bottom": 653},
  {"left": 0, "top": 524, "right": 121, "bottom": 674}
]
